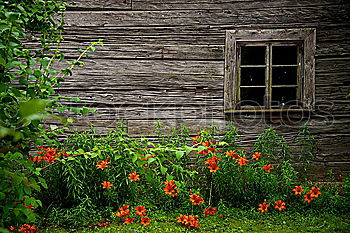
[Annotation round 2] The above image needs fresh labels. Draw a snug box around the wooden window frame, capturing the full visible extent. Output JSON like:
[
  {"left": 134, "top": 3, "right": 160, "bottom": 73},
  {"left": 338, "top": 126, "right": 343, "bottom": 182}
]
[{"left": 224, "top": 28, "right": 316, "bottom": 113}]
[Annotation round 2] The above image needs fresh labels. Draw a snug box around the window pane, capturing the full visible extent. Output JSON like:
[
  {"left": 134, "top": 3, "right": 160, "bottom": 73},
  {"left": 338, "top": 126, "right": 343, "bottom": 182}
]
[
  {"left": 241, "top": 67, "right": 265, "bottom": 86},
  {"left": 241, "top": 46, "right": 266, "bottom": 65},
  {"left": 240, "top": 87, "right": 265, "bottom": 106},
  {"left": 271, "top": 87, "right": 298, "bottom": 106},
  {"left": 272, "top": 45, "right": 298, "bottom": 65},
  {"left": 272, "top": 67, "right": 297, "bottom": 85}
]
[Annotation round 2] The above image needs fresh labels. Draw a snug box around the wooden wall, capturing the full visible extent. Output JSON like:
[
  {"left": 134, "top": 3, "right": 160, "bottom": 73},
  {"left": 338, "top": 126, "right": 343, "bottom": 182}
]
[{"left": 59, "top": 0, "right": 350, "bottom": 177}]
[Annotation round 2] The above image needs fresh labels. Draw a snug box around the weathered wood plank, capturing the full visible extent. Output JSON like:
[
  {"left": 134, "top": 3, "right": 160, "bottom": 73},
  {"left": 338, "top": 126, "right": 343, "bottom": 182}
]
[
  {"left": 68, "top": 0, "right": 131, "bottom": 10},
  {"left": 59, "top": 74, "right": 223, "bottom": 90},
  {"left": 64, "top": 5, "right": 349, "bottom": 27},
  {"left": 57, "top": 89, "right": 223, "bottom": 105},
  {"left": 42, "top": 39, "right": 350, "bottom": 60},
  {"left": 132, "top": 0, "right": 346, "bottom": 11},
  {"left": 60, "top": 59, "right": 224, "bottom": 75}
]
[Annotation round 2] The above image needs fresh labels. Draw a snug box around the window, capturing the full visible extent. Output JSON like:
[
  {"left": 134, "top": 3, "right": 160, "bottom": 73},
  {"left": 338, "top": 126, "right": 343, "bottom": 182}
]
[{"left": 224, "top": 28, "right": 316, "bottom": 112}]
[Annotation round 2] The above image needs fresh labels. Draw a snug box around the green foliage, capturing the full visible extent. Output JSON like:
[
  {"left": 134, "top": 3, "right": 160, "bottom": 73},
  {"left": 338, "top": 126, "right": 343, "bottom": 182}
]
[
  {"left": 35, "top": 123, "right": 349, "bottom": 229},
  {"left": 0, "top": 0, "right": 102, "bottom": 228}
]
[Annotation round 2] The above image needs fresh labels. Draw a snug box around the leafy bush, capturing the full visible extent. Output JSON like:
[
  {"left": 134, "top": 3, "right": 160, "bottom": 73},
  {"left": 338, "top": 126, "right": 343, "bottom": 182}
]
[{"left": 32, "top": 123, "right": 349, "bottom": 229}]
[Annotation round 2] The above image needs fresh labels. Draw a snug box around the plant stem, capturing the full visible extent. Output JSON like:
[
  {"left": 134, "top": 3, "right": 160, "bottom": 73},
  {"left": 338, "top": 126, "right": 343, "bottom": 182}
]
[{"left": 209, "top": 173, "right": 213, "bottom": 206}]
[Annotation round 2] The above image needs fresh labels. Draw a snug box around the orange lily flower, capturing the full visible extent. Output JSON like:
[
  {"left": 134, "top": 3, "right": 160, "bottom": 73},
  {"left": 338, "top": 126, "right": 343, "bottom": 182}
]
[
  {"left": 262, "top": 164, "right": 272, "bottom": 173},
  {"left": 203, "top": 206, "right": 217, "bottom": 216},
  {"left": 135, "top": 206, "right": 147, "bottom": 216},
  {"left": 140, "top": 217, "right": 151, "bottom": 226},
  {"left": 258, "top": 199, "right": 270, "bottom": 214},
  {"left": 274, "top": 200, "right": 286, "bottom": 212},
  {"left": 208, "top": 163, "right": 219, "bottom": 173},
  {"left": 304, "top": 191, "right": 314, "bottom": 203},
  {"left": 237, "top": 156, "right": 247, "bottom": 166},
  {"left": 310, "top": 187, "right": 321, "bottom": 198},
  {"left": 128, "top": 172, "right": 140, "bottom": 182},
  {"left": 226, "top": 150, "right": 239, "bottom": 159},
  {"left": 123, "top": 217, "right": 134, "bottom": 225},
  {"left": 189, "top": 193, "right": 204, "bottom": 205},
  {"left": 292, "top": 185, "right": 304, "bottom": 195},
  {"left": 252, "top": 152, "right": 261, "bottom": 160},
  {"left": 101, "top": 180, "right": 113, "bottom": 189},
  {"left": 96, "top": 159, "right": 110, "bottom": 170}
]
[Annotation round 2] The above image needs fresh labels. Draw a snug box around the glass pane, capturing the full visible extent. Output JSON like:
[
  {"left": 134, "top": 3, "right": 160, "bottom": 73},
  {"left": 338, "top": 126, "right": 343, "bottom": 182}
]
[
  {"left": 272, "top": 67, "right": 297, "bottom": 85},
  {"left": 272, "top": 45, "right": 298, "bottom": 65},
  {"left": 271, "top": 87, "right": 298, "bottom": 106},
  {"left": 240, "top": 87, "right": 265, "bottom": 106},
  {"left": 241, "top": 67, "right": 265, "bottom": 86},
  {"left": 241, "top": 46, "right": 266, "bottom": 65}
]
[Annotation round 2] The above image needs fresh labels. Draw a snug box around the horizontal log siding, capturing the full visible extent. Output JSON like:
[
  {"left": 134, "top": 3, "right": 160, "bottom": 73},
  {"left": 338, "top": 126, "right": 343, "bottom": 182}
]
[{"left": 59, "top": 0, "right": 350, "bottom": 176}]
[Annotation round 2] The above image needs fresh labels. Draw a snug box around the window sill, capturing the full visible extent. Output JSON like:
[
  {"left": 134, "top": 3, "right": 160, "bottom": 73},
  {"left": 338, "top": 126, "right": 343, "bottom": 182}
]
[{"left": 224, "top": 108, "right": 312, "bottom": 114}]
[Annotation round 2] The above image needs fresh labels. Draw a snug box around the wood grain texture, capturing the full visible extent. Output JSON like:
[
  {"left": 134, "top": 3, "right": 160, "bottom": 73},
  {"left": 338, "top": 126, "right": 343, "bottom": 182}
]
[{"left": 56, "top": 0, "right": 350, "bottom": 176}]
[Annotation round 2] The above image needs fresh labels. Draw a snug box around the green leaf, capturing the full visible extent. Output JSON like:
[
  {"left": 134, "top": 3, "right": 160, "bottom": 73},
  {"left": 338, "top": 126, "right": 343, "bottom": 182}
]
[
  {"left": 197, "top": 146, "right": 207, "bottom": 152},
  {"left": 132, "top": 154, "right": 138, "bottom": 163},
  {"left": 50, "top": 125, "right": 58, "bottom": 131},
  {"left": 175, "top": 151, "right": 184, "bottom": 160},
  {"left": 0, "top": 192, "right": 5, "bottom": 200},
  {"left": 148, "top": 157, "right": 156, "bottom": 164},
  {"left": 160, "top": 165, "right": 168, "bottom": 175},
  {"left": 81, "top": 106, "right": 89, "bottom": 115},
  {"left": 38, "top": 177, "right": 47, "bottom": 189},
  {"left": 19, "top": 99, "right": 49, "bottom": 120},
  {"left": 67, "top": 117, "right": 74, "bottom": 123},
  {"left": 185, "top": 146, "right": 194, "bottom": 154},
  {"left": 166, "top": 175, "right": 174, "bottom": 181},
  {"left": 77, "top": 149, "right": 84, "bottom": 154}
]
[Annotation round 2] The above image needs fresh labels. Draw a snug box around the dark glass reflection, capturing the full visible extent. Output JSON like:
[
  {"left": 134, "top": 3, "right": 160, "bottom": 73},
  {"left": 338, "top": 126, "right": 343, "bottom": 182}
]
[
  {"left": 241, "top": 46, "right": 266, "bottom": 65},
  {"left": 272, "top": 45, "right": 298, "bottom": 65},
  {"left": 240, "top": 87, "right": 265, "bottom": 106},
  {"left": 271, "top": 87, "right": 297, "bottom": 106},
  {"left": 241, "top": 67, "right": 265, "bottom": 86},
  {"left": 272, "top": 67, "right": 297, "bottom": 85}
]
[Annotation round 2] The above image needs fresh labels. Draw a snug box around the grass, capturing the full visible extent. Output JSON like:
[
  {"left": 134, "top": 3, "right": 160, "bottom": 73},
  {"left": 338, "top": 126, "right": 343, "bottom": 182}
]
[{"left": 42, "top": 208, "right": 350, "bottom": 233}]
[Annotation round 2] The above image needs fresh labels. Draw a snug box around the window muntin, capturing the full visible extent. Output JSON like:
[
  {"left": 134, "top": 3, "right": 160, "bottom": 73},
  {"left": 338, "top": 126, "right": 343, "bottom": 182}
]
[{"left": 237, "top": 42, "right": 302, "bottom": 109}]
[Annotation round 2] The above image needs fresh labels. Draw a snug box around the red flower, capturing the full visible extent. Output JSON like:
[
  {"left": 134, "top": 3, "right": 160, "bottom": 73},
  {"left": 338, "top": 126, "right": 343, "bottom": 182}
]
[
  {"left": 237, "top": 156, "right": 247, "bottom": 166},
  {"left": 274, "top": 200, "right": 286, "bottom": 212},
  {"left": 202, "top": 141, "right": 211, "bottom": 147},
  {"left": 163, "top": 180, "right": 179, "bottom": 197},
  {"left": 203, "top": 206, "right": 217, "bottom": 216},
  {"left": 208, "top": 147, "right": 216, "bottom": 154},
  {"left": 304, "top": 192, "right": 314, "bottom": 203},
  {"left": 177, "top": 215, "right": 199, "bottom": 228},
  {"left": 123, "top": 217, "right": 135, "bottom": 225},
  {"left": 9, "top": 226, "right": 15, "bottom": 231},
  {"left": 262, "top": 164, "right": 272, "bottom": 173},
  {"left": 96, "top": 159, "right": 110, "bottom": 170},
  {"left": 189, "top": 193, "right": 204, "bottom": 205},
  {"left": 17, "top": 224, "right": 38, "bottom": 233},
  {"left": 23, "top": 204, "right": 35, "bottom": 210},
  {"left": 97, "top": 220, "right": 110, "bottom": 228},
  {"left": 207, "top": 163, "right": 219, "bottom": 173},
  {"left": 196, "top": 149, "right": 209, "bottom": 155},
  {"left": 310, "top": 187, "right": 321, "bottom": 198},
  {"left": 128, "top": 172, "right": 140, "bottom": 182},
  {"left": 135, "top": 206, "right": 147, "bottom": 216},
  {"left": 258, "top": 199, "right": 270, "bottom": 214},
  {"left": 252, "top": 152, "right": 261, "bottom": 160},
  {"left": 192, "top": 135, "right": 200, "bottom": 143},
  {"left": 101, "top": 180, "right": 113, "bottom": 189},
  {"left": 140, "top": 217, "right": 151, "bottom": 226},
  {"left": 226, "top": 150, "right": 239, "bottom": 159},
  {"left": 205, "top": 156, "right": 220, "bottom": 173},
  {"left": 292, "top": 185, "right": 304, "bottom": 195},
  {"left": 115, "top": 205, "right": 130, "bottom": 217},
  {"left": 339, "top": 175, "right": 343, "bottom": 182},
  {"left": 205, "top": 156, "right": 220, "bottom": 165}
]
